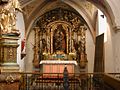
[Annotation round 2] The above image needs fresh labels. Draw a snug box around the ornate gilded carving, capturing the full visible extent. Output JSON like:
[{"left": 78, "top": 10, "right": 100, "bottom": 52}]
[
  {"left": 48, "top": 22, "right": 70, "bottom": 54},
  {"left": 0, "top": 35, "right": 19, "bottom": 64},
  {"left": 32, "top": 8, "right": 87, "bottom": 68},
  {"left": 36, "top": 8, "right": 85, "bottom": 30},
  {"left": 7, "top": 47, "right": 16, "bottom": 62},
  {"left": 0, "top": 0, "right": 22, "bottom": 35},
  {"left": 0, "top": 73, "right": 21, "bottom": 84},
  {"left": 8, "top": 47, "right": 14, "bottom": 60},
  {"left": 5, "top": 74, "right": 15, "bottom": 83},
  {"left": 32, "top": 27, "right": 40, "bottom": 67},
  {"left": 0, "top": 46, "right": 17, "bottom": 63}
]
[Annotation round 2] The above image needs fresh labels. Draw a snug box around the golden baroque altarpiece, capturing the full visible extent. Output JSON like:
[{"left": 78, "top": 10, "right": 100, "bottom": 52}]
[{"left": 33, "top": 8, "right": 87, "bottom": 68}]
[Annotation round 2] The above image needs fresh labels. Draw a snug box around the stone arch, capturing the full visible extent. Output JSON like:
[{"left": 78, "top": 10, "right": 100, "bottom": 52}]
[
  {"left": 87, "top": 0, "right": 115, "bottom": 27},
  {"left": 25, "top": 0, "right": 115, "bottom": 42},
  {"left": 26, "top": 1, "right": 93, "bottom": 40},
  {"left": 23, "top": 0, "right": 116, "bottom": 72}
]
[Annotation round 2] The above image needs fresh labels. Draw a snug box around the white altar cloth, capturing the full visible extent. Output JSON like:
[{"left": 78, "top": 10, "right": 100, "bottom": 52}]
[{"left": 40, "top": 60, "right": 77, "bottom": 65}]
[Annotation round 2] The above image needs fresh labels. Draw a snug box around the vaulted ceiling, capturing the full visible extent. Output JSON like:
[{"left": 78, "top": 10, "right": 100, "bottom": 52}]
[{"left": 18, "top": 0, "right": 98, "bottom": 39}]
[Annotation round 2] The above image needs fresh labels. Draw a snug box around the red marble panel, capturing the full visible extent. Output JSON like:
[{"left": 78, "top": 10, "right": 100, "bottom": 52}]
[{"left": 43, "top": 64, "right": 74, "bottom": 76}]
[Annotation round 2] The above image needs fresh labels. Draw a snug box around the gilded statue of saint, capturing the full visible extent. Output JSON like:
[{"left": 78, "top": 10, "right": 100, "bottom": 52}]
[{"left": 0, "top": 0, "right": 22, "bottom": 34}]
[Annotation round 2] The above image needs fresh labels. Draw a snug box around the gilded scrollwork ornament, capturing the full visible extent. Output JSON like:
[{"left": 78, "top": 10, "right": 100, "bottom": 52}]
[
  {"left": 8, "top": 47, "right": 13, "bottom": 60},
  {"left": 5, "top": 74, "right": 15, "bottom": 83}
]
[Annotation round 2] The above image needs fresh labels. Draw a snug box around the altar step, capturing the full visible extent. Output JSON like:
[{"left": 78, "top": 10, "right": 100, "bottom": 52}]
[{"left": 30, "top": 74, "right": 81, "bottom": 90}]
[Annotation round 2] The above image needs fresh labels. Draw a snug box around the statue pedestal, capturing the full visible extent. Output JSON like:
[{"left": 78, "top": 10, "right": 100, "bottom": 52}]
[
  {"left": 0, "top": 34, "right": 20, "bottom": 90},
  {"left": 0, "top": 34, "right": 19, "bottom": 72}
]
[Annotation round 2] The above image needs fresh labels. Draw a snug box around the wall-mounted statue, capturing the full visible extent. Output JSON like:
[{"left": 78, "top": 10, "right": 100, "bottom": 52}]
[
  {"left": 42, "top": 38, "right": 47, "bottom": 53},
  {"left": 73, "top": 39, "right": 81, "bottom": 63},
  {"left": 0, "top": 0, "right": 22, "bottom": 35},
  {"left": 53, "top": 24, "right": 66, "bottom": 53}
]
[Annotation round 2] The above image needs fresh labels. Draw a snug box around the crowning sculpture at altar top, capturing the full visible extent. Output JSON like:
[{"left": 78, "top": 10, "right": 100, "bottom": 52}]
[{"left": 0, "top": 0, "right": 22, "bottom": 35}]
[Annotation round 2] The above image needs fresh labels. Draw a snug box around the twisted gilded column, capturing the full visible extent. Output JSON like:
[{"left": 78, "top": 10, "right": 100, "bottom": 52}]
[{"left": 33, "top": 27, "right": 40, "bottom": 67}]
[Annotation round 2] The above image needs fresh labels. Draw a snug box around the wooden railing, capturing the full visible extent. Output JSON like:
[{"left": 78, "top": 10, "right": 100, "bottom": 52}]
[{"left": 103, "top": 73, "right": 120, "bottom": 90}]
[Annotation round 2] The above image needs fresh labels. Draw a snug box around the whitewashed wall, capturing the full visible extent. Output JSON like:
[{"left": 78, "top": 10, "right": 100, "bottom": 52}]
[
  {"left": 101, "top": 0, "right": 120, "bottom": 73},
  {"left": 86, "top": 29, "right": 95, "bottom": 73},
  {"left": 106, "top": 0, "right": 120, "bottom": 27},
  {"left": 16, "top": 12, "right": 25, "bottom": 71},
  {"left": 106, "top": 0, "right": 120, "bottom": 73},
  {"left": 25, "top": 30, "right": 34, "bottom": 72},
  {"left": 112, "top": 30, "right": 120, "bottom": 73},
  {"left": 104, "top": 24, "right": 114, "bottom": 73}
]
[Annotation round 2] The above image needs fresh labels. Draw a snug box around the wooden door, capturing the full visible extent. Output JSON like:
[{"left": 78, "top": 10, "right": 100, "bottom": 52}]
[{"left": 94, "top": 33, "right": 104, "bottom": 73}]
